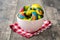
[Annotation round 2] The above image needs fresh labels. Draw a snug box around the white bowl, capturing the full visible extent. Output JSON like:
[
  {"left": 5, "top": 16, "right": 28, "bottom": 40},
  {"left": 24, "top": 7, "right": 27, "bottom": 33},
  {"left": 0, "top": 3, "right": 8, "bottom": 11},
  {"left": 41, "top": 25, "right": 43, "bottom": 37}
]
[{"left": 16, "top": 16, "right": 44, "bottom": 32}]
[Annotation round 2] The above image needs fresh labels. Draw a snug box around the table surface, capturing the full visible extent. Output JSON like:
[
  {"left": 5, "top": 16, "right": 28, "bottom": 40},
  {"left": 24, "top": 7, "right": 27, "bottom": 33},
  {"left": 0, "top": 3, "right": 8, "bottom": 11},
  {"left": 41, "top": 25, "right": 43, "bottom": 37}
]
[{"left": 0, "top": 0, "right": 60, "bottom": 40}]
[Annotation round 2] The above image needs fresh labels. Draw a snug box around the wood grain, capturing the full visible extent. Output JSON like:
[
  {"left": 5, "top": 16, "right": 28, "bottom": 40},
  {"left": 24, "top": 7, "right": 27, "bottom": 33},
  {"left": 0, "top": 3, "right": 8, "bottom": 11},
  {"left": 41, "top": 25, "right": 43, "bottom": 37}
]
[
  {"left": 45, "top": 6, "right": 58, "bottom": 40},
  {"left": 0, "top": 0, "right": 18, "bottom": 40}
]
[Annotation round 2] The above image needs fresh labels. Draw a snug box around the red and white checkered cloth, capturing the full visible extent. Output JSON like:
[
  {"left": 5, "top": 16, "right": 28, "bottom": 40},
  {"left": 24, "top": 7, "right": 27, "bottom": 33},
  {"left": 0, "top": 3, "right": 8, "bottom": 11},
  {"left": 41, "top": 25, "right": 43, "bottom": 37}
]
[{"left": 10, "top": 20, "right": 51, "bottom": 38}]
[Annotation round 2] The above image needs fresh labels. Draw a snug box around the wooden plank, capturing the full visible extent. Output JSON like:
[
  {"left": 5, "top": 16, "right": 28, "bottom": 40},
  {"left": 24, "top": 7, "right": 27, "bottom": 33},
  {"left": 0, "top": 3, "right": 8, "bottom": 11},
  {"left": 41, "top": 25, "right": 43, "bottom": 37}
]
[
  {"left": 45, "top": 6, "right": 60, "bottom": 40},
  {"left": 0, "top": 0, "right": 18, "bottom": 40}
]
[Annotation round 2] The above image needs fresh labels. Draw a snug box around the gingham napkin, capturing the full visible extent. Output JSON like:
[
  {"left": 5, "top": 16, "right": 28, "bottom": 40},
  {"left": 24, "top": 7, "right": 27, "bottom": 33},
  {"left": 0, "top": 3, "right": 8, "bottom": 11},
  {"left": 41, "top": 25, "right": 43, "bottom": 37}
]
[{"left": 10, "top": 20, "right": 51, "bottom": 38}]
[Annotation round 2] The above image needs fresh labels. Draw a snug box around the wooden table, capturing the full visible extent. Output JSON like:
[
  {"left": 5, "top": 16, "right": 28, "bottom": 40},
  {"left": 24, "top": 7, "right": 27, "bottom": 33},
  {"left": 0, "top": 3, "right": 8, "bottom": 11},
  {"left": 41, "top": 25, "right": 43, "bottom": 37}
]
[{"left": 0, "top": 0, "right": 60, "bottom": 40}]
